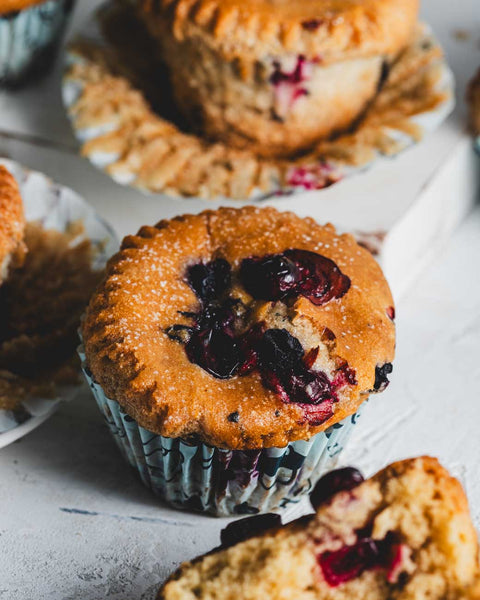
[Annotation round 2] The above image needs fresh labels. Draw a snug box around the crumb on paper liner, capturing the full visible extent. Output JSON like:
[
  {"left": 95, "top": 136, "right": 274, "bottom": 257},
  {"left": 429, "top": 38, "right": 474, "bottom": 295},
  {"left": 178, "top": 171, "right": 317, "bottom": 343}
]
[{"left": 63, "top": 1, "right": 452, "bottom": 200}]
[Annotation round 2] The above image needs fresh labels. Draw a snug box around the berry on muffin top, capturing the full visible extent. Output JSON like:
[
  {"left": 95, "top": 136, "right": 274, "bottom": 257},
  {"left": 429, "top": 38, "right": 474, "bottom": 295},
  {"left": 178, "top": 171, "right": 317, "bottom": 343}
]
[{"left": 82, "top": 207, "right": 395, "bottom": 449}]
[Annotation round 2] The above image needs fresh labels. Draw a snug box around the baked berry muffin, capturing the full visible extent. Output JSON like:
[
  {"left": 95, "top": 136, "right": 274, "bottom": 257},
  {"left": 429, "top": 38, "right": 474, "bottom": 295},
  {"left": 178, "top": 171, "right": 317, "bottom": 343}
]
[
  {"left": 138, "top": 0, "right": 419, "bottom": 158},
  {"left": 0, "top": 0, "right": 75, "bottom": 87},
  {"left": 158, "top": 457, "right": 480, "bottom": 599},
  {"left": 81, "top": 206, "right": 395, "bottom": 515},
  {"left": 468, "top": 68, "right": 480, "bottom": 137},
  {"left": 0, "top": 166, "right": 25, "bottom": 284}
]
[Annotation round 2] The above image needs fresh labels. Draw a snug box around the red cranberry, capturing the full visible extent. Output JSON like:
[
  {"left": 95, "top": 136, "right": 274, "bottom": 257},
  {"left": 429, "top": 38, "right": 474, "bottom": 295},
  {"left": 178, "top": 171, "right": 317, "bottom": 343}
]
[
  {"left": 386, "top": 306, "right": 395, "bottom": 321},
  {"left": 318, "top": 533, "right": 402, "bottom": 587},
  {"left": 310, "top": 467, "right": 364, "bottom": 509},
  {"left": 286, "top": 164, "right": 341, "bottom": 191},
  {"left": 299, "top": 399, "right": 335, "bottom": 426},
  {"left": 319, "top": 539, "right": 381, "bottom": 586},
  {"left": 270, "top": 55, "right": 309, "bottom": 87}
]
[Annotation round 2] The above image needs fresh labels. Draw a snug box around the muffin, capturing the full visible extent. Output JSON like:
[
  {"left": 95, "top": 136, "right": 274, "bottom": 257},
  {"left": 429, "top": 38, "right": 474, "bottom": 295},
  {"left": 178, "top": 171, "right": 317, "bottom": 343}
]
[
  {"left": 158, "top": 457, "right": 480, "bottom": 599},
  {"left": 138, "top": 0, "right": 419, "bottom": 158},
  {"left": 468, "top": 68, "right": 480, "bottom": 136},
  {"left": 0, "top": 0, "right": 75, "bottom": 87},
  {"left": 81, "top": 206, "right": 395, "bottom": 515},
  {"left": 0, "top": 166, "right": 25, "bottom": 284}
]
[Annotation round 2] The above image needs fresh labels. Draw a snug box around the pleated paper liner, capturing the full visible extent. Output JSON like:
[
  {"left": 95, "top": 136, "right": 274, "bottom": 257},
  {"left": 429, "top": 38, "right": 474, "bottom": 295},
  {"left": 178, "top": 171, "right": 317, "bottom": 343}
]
[
  {"left": 63, "top": 0, "right": 454, "bottom": 200},
  {"left": 0, "top": 0, "right": 75, "bottom": 87},
  {"left": 0, "top": 158, "right": 118, "bottom": 448},
  {"left": 79, "top": 343, "right": 363, "bottom": 517}
]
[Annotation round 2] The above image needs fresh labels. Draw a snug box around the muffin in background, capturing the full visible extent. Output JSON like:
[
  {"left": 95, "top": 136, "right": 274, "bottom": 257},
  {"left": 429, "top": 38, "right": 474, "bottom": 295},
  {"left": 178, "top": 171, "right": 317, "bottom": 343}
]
[
  {"left": 0, "top": 0, "right": 75, "bottom": 87},
  {"left": 139, "top": 0, "right": 418, "bottom": 158},
  {"left": 80, "top": 206, "right": 395, "bottom": 516}
]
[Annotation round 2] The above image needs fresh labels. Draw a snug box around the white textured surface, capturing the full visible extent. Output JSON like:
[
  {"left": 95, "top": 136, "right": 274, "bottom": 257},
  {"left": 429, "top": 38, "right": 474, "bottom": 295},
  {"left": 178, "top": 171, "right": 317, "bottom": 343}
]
[
  {"left": 1, "top": 207, "right": 480, "bottom": 598},
  {"left": 0, "top": 0, "right": 479, "bottom": 597}
]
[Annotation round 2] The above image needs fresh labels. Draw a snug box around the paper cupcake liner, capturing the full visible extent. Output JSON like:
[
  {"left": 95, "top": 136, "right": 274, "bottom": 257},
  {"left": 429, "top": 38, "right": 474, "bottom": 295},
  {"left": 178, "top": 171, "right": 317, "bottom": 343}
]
[
  {"left": 0, "top": 157, "right": 118, "bottom": 448},
  {"left": 0, "top": 0, "right": 74, "bottom": 86},
  {"left": 79, "top": 345, "right": 362, "bottom": 517}
]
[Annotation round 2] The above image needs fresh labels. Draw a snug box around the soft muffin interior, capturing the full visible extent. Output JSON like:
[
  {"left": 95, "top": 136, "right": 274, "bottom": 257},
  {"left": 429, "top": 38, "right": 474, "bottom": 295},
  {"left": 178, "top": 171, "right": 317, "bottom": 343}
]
[{"left": 160, "top": 458, "right": 479, "bottom": 600}]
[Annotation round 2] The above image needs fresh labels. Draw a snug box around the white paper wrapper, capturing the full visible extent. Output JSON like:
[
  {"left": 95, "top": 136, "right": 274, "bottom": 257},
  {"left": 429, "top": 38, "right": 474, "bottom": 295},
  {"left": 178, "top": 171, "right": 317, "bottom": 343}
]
[
  {"left": 0, "top": 158, "right": 118, "bottom": 448},
  {"left": 79, "top": 343, "right": 363, "bottom": 516}
]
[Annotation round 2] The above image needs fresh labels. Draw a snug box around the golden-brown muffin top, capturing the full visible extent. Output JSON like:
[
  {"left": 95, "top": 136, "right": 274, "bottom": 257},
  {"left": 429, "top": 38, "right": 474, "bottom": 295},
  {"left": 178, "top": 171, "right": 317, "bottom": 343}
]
[
  {"left": 83, "top": 207, "right": 395, "bottom": 449},
  {"left": 140, "top": 0, "right": 419, "bottom": 63},
  {"left": 0, "top": 0, "right": 46, "bottom": 14},
  {"left": 0, "top": 166, "right": 25, "bottom": 284}
]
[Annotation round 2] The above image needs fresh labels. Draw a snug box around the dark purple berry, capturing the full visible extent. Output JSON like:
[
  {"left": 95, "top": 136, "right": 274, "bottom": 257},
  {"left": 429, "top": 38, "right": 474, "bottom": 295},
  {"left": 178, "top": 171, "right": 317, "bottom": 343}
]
[
  {"left": 220, "top": 513, "right": 282, "bottom": 548},
  {"left": 301, "top": 18, "right": 324, "bottom": 31},
  {"left": 374, "top": 363, "right": 393, "bottom": 392},
  {"left": 186, "top": 328, "right": 240, "bottom": 379},
  {"left": 239, "top": 249, "right": 350, "bottom": 306},
  {"left": 239, "top": 254, "right": 300, "bottom": 301},
  {"left": 257, "top": 328, "right": 304, "bottom": 371},
  {"left": 310, "top": 467, "right": 364, "bottom": 509},
  {"left": 228, "top": 411, "right": 240, "bottom": 423},
  {"left": 187, "top": 258, "right": 231, "bottom": 303}
]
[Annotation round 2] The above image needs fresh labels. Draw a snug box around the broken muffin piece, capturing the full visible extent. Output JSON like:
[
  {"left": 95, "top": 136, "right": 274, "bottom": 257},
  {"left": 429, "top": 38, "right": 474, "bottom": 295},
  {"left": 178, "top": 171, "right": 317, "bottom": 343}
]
[{"left": 158, "top": 457, "right": 480, "bottom": 600}]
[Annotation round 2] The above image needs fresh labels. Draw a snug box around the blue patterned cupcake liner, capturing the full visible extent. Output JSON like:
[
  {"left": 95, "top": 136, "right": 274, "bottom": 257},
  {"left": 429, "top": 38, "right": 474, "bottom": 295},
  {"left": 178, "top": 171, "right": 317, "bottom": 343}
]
[
  {"left": 78, "top": 345, "right": 362, "bottom": 517},
  {"left": 0, "top": 0, "right": 75, "bottom": 87}
]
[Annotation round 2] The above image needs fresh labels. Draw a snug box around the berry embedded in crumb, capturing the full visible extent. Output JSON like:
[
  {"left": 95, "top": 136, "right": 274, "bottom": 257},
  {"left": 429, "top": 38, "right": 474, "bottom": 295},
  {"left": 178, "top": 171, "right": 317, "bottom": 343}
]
[
  {"left": 386, "top": 306, "right": 395, "bottom": 321},
  {"left": 227, "top": 411, "right": 240, "bottom": 423},
  {"left": 270, "top": 55, "right": 313, "bottom": 117},
  {"left": 167, "top": 254, "right": 356, "bottom": 422},
  {"left": 240, "top": 249, "right": 350, "bottom": 306},
  {"left": 318, "top": 535, "right": 398, "bottom": 587},
  {"left": 301, "top": 19, "right": 324, "bottom": 31},
  {"left": 256, "top": 328, "right": 336, "bottom": 413},
  {"left": 310, "top": 467, "right": 364, "bottom": 509},
  {"left": 187, "top": 258, "right": 231, "bottom": 303},
  {"left": 373, "top": 362, "right": 393, "bottom": 392},
  {"left": 239, "top": 253, "right": 300, "bottom": 302}
]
